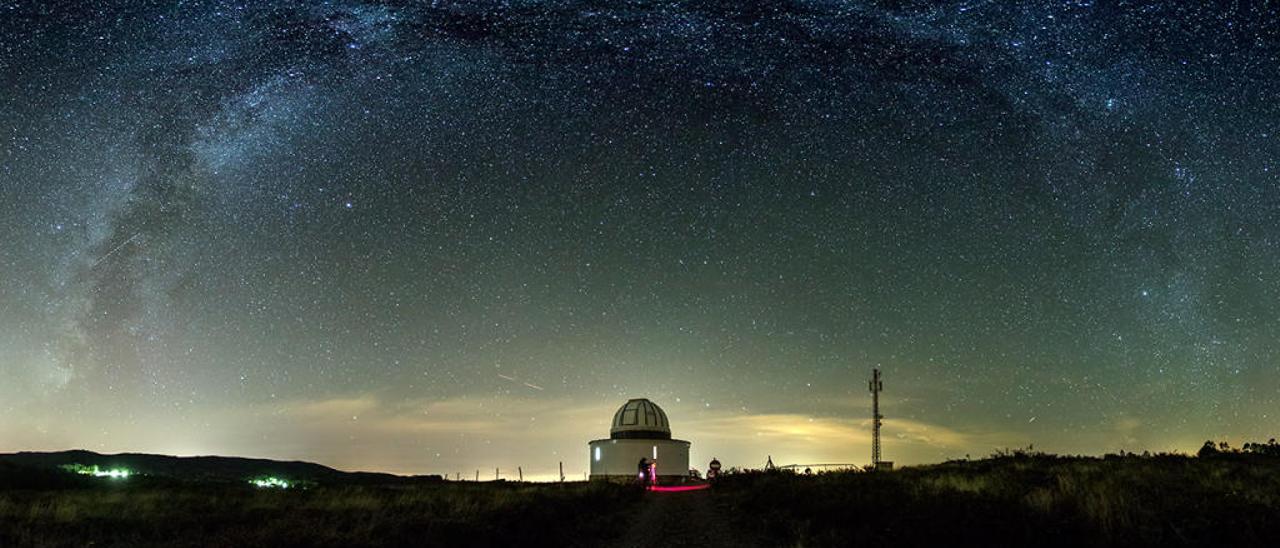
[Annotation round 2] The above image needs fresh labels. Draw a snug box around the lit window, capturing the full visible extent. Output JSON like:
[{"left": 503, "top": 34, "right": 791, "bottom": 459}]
[
  {"left": 653, "top": 446, "right": 658, "bottom": 459},
  {"left": 594, "top": 446, "right": 601, "bottom": 462}
]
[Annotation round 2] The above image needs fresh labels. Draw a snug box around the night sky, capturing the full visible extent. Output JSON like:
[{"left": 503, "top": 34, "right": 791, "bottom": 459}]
[{"left": 3, "top": 1, "right": 1279, "bottom": 479}]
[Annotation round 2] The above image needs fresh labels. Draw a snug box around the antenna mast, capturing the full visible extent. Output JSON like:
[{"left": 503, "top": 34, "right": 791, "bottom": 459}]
[{"left": 870, "top": 368, "right": 883, "bottom": 468}]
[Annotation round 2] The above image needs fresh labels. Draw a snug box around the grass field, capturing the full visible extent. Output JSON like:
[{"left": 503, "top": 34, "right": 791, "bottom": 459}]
[
  {"left": 3, "top": 452, "right": 1279, "bottom": 547},
  {"left": 715, "top": 452, "right": 1280, "bottom": 547},
  {"left": 0, "top": 471, "right": 642, "bottom": 547}
]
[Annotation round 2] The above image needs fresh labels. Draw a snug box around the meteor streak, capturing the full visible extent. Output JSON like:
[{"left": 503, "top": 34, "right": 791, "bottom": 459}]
[{"left": 90, "top": 233, "right": 142, "bottom": 269}]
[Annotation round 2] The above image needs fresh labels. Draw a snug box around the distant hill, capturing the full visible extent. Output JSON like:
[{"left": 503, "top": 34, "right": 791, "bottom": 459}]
[{"left": 0, "top": 450, "right": 442, "bottom": 485}]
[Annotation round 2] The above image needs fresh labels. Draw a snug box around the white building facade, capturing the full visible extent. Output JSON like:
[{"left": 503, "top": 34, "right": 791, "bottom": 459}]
[{"left": 589, "top": 399, "right": 691, "bottom": 482}]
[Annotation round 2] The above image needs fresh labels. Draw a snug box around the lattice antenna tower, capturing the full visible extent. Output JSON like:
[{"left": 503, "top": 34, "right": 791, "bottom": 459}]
[{"left": 870, "top": 368, "right": 884, "bottom": 467}]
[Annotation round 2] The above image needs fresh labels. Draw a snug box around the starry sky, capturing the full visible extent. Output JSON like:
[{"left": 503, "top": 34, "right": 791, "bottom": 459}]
[{"left": 2, "top": 0, "right": 1279, "bottom": 479}]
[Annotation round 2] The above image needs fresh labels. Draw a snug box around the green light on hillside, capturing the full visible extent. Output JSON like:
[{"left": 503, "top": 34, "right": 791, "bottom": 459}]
[
  {"left": 250, "top": 477, "right": 291, "bottom": 489},
  {"left": 61, "top": 464, "right": 132, "bottom": 479}
]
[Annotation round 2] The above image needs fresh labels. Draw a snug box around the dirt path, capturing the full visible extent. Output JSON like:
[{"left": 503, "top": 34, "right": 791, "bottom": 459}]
[{"left": 615, "top": 489, "right": 749, "bottom": 548}]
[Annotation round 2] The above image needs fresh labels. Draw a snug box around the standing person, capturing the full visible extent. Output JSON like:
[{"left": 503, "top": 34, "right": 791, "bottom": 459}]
[{"left": 637, "top": 457, "right": 651, "bottom": 486}]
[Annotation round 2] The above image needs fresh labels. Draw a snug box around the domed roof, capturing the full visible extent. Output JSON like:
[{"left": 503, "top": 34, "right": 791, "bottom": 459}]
[{"left": 610, "top": 398, "right": 672, "bottom": 440}]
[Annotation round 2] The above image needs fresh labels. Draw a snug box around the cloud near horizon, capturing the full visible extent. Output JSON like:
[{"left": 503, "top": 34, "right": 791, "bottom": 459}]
[
  {"left": 3, "top": 391, "right": 1208, "bottom": 480},
  {"left": 4, "top": 394, "right": 1019, "bottom": 479}
]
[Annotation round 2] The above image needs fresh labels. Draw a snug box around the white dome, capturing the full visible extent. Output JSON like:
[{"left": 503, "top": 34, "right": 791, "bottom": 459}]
[{"left": 610, "top": 398, "right": 671, "bottom": 440}]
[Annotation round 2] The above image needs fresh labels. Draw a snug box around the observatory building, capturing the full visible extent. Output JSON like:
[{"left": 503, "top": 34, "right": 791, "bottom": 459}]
[{"left": 589, "top": 398, "right": 690, "bottom": 482}]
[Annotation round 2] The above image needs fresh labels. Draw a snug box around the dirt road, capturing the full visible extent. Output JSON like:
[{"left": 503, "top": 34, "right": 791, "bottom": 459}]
[{"left": 615, "top": 489, "right": 751, "bottom": 548}]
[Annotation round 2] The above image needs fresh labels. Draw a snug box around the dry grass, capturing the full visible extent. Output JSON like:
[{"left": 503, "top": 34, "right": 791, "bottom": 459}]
[
  {"left": 715, "top": 453, "right": 1280, "bottom": 547},
  {"left": 0, "top": 480, "right": 643, "bottom": 547},
  {"left": 6, "top": 454, "right": 1279, "bottom": 546}
]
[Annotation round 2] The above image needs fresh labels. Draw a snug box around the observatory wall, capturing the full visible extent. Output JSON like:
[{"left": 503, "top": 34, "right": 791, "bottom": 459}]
[{"left": 588, "top": 438, "right": 690, "bottom": 481}]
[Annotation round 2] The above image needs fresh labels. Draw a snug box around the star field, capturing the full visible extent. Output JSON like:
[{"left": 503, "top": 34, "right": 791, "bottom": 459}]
[{"left": 2, "top": 1, "right": 1279, "bottom": 477}]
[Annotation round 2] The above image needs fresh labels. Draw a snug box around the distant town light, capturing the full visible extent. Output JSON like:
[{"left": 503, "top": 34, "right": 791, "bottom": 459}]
[
  {"left": 250, "top": 477, "right": 291, "bottom": 489},
  {"left": 61, "top": 464, "right": 131, "bottom": 479}
]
